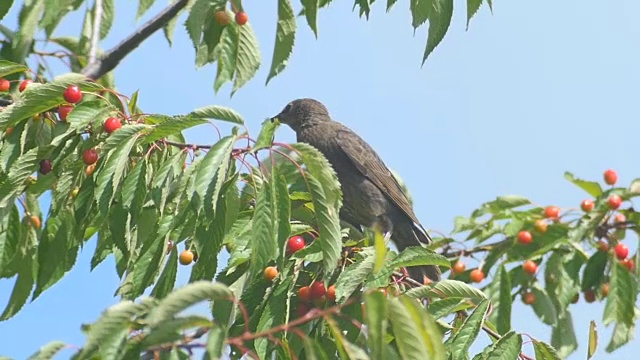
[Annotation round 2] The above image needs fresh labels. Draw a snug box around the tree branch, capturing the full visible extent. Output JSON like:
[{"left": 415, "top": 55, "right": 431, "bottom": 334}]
[
  {"left": 81, "top": 0, "right": 189, "bottom": 80},
  {"left": 89, "top": 0, "right": 103, "bottom": 64}
]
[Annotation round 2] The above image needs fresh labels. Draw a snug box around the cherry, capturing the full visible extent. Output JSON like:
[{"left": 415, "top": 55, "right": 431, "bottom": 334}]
[
  {"left": 608, "top": 194, "right": 622, "bottom": 210},
  {"left": 5, "top": 127, "right": 14, "bottom": 136},
  {"left": 544, "top": 206, "right": 560, "bottom": 219},
  {"left": 470, "top": 269, "right": 484, "bottom": 283},
  {"left": 603, "top": 169, "right": 618, "bottom": 186},
  {"left": 600, "top": 283, "right": 610, "bottom": 297},
  {"left": 103, "top": 117, "right": 122, "bottom": 133},
  {"left": 581, "top": 199, "right": 594, "bottom": 212},
  {"left": 517, "top": 230, "right": 533, "bottom": 245},
  {"left": 584, "top": 289, "right": 596, "bottom": 303},
  {"left": 63, "top": 85, "right": 82, "bottom": 103},
  {"left": 522, "top": 291, "right": 536, "bottom": 305},
  {"left": 327, "top": 285, "right": 336, "bottom": 302},
  {"left": 263, "top": 266, "right": 278, "bottom": 281},
  {"left": 523, "top": 260, "right": 538, "bottom": 275},
  {"left": 19, "top": 79, "right": 33, "bottom": 92},
  {"left": 0, "top": 78, "right": 9, "bottom": 91},
  {"left": 85, "top": 163, "right": 97, "bottom": 177},
  {"left": 29, "top": 215, "right": 41, "bottom": 229},
  {"left": 82, "top": 148, "right": 99, "bottom": 165},
  {"left": 287, "top": 235, "right": 306, "bottom": 254},
  {"left": 39, "top": 159, "right": 52, "bottom": 175},
  {"left": 179, "top": 249, "right": 194, "bottom": 265},
  {"left": 571, "top": 293, "right": 579, "bottom": 304},
  {"left": 597, "top": 240, "right": 609, "bottom": 252},
  {"left": 235, "top": 11, "right": 248, "bottom": 25},
  {"left": 58, "top": 105, "right": 73, "bottom": 121},
  {"left": 621, "top": 258, "right": 635, "bottom": 271},
  {"left": 533, "top": 219, "right": 547, "bottom": 233},
  {"left": 298, "top": 286, "right": 311, "bottom": 302},
  {"left": 214, "top": 10, "right": 229, "bottom": 25},
  {"left": 614, "top": 213, "right": 626, "bottom": 223},
  {"left": 614, "top": 243, "right": 629, "bottom": 260},
  {"left": 71, "top": 188, "right": 79, "bottom": 198},
  {"left": 309, "top": 281, "right": 326, "bottom": 299},
  {"left": 296, "top": 303, "right": 311, "bottom": 318},
  {"left": 452, "top": 261, "right": 466, "bottom": 274},
  {"left": 166, "top": 241, "right": 174, "bottom": 254}
]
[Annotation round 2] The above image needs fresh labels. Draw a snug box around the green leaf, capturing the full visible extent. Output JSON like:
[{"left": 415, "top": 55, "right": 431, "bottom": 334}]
[
  {"left": 605, "top": 320, "right": 635, "bottom": 353},
  {"left": 407, "top": 280, "right": 487, "bottom": 303},
  {"left": 530, "top": 282, "right": 558, "bottom": 326},
  {"left": 13, "top": 0, "right": 45, "bottom": 62},
  {"left": 26, "top": 341, "right": 67, "bottom": 360},
  {"left": 94, "top": 135, "right": 137, "bottom": 213},
  {"left": 373, "top": 230, "right": 387, "bottom": 274},
  {"left": 136, "top": 0, "right": 157, "bottom": 19},
  {"left": 466, "top": 0, "right": 482, "bottom": 29},
  {"left": 144, "top": 116, "right": 207, "bottom": 143},
  {"left": 587, "top": 321, "right": 597, "bottom": 360},
  {"left": 551, "top": 313, "right": 578, "bottom": 358},
  {"left": 253, "top": 118, "right": 277, "bottom": 152},
  {"left": 101, "top": 124, "right": 149, "bottom": 152},
  {"left": 486, "top": 264, "right": 511, "bottom": 334},
  {"left": 291, "top": 143, "right": 343, "bottom": 275},
  {"left": 0, "top": 147, "right": 38, "bottom": 208},
  {"left": 388, "top": 246, "right": 450, "bottom": 269},
  {"left": 146, "top": 281, "right": 233, "bottom": 327},
  {"left": 448, "top": 299, "right": 490, "bottom": 358},
  {"left": 410, "top": 0, "right": 430, "bottom": 29},
  {"left": 97, "top": 0, "right": 115, "bottom": 39},
  {"left": 603, "top": 261, "right": 637, "bottom": 326},
  {"left": 66, "top": 100, "right": 115, "bottom": 131},
  {"left": 364, "top": 291, "right": 387, "bottom": 359},
  {"left": 0, "top": 60, "right": 28, "bottom": 78},
  {"left": 274, "top": 173, "right": 291, "bottom": 269},
  {"left": 0, "top": 253, "right": 34, "bottom": 320},
  {"left": 581, "top": 251, "right": 607, "bottom": 291},
  {"left": 532, "top": 339, "right": 561, "bottom": 360},
  {"left": 564, "top": 171, "right": 603, "bottom": 197},
  {"left": 250, "top": 181, "right": 277, "bottom": 278},
  {"left": 483, "top": 331, "right": 522, "bottom": 360},
  {"left": 335, "top": 249, "right": 375, "bottom": 303},
  {"left": 0, "top": 1, "right": 13, "bottom": 22},
  {"left": 388, "top": 296, "right": 445, "bottom": 360},
  {"left": 300, "top": 0, "right": 318, "bottom": 37},
  {"left": 150, "top": 247, "right": 178, "bottom": 299},
  {"left": 189, "top": 105, "right": 245, "bottom": 124},
  {"left": 422, "top": 0, "right": 453, "bottom": 63},
  {"left": 266, "top": 0, "right": 296, "bottom": 84},
  {"left": 184, "top": 0, "right": 212, "bottom": 49},
  {"left": 232, "top": 23, "right": 261, "bottom": 95}
]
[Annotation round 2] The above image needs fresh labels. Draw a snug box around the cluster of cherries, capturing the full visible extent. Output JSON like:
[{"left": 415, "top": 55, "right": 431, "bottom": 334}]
[{"left": 213, "top": 9, "right": 249, "bottom": 26}]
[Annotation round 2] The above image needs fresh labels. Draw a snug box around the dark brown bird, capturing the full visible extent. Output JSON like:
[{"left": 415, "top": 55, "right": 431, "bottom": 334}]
[{"left": 271, "top": 98, "right": 441, "bottom": 282}]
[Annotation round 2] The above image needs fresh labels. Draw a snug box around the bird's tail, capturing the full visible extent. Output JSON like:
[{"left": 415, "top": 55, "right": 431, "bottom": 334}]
[{"left": 392, "top": 222, "right": 442, "bottom": 283}]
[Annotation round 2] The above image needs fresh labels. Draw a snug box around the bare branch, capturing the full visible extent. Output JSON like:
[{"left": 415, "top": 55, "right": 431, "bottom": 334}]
[
  {"left": 81, "top": 0, "right": 189, "bottom": 80},
  {"left": 89, "top": 0, "right": 103, "bottom": 63}
]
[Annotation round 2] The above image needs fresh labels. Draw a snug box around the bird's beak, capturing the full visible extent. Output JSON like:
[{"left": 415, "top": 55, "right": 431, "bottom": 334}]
[{"left": 270, "top": 115, "right": 280, "bottom": 124}]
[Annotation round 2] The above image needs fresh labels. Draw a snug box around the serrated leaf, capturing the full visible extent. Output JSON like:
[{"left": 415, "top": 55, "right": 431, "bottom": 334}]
[
  {"left": 94, "top": 135, "right": 137, "bottom": 212},
  {"left": 136, "top": 0, "right": 156, "bottom": 19},
  {"left": 232, "top": 23, "right": 261, "bottom": 95},
  {"left": 0, "top": 147, "right": 38, "bottom": 208},
  {"left": 388, "top": 296, "right": 445, "bottom": 360},
  {"left": 410, "top": 0, "right": 430, "bottom": 29},
  {"left": 291, "top": 143, "right": 342, "bottom": 275},
  {"left": 189, "top": 105, "right": 244, "bottom": 124},
  {"left": 335, "top": 249, "right": 375, "bottom": 303},
  {"left": 301, "top": 0, "right": 318, "bottom": 37},
  {"left": 422, "top": 0, "right": 453, "bottom": 64},
  {"left": 364, "top": 291, "right": 387, "bottom": 359},
  {"left": 530, "top": 282, "right": 558, "bottom": 326},
  {"left": 26, "top": 340, "right": 67, "bottom": 360},
  {"left": 551, "top": 313, "right": 577, "bottom": 358},
  {"left": 532, "top": 339, "right": 561, "bottom": 360},
  {"left": 388, "top": 246, "right": 450, "bottom": 269},
  {"left": 407, "top": 280, "right": 487, "bottom": 302},
  {"left": 0, "top": 254, "right": 34, "bottom": 320},
  {"left": 102, "top": 124, "right": 149, "bottom": 152},
  {"left": 0, "top": 60, "right": 28, "bottom": 78},
  {"left": 448, "top": 299, "right": 490, "bottom": 359},
  {"left": 466, "top": 0, "right": 482, "bottom": 29},
  {"left": 266, "top": 0, "right": 296, "bottom": 84},
  {"left": 184, "top": 0, "right": 212, "bottom": 49},
  {"left": 150, "top": 247, "right": 178, "bottom": 299},
  {"left": 486, "top": 264, "right": 511, "bottom": 334},
  {"left": 13, "top": 0, "right": 45, "bottom": 62},
  {"left": 564, "top": 171, "right": 603, "bottom": 197},
  {"left": 603, "top": 261, "right": 637, "bottom": 326},
  {"left": 252, "top": 118, "right": 277, "bottom": 151},
  {"left": 483, "top": 331, "right": 522, "bottom": 360},
  {"left": 0, "top": 1, "right": 13, "bottom": 22},
  {"left": 144, "top": 116, "right": 207, "bottom": 143},
  {"left": 140, "top": 315, "right": 212, "bottom": 348},
  {"left": 250, "top": 182, "right": 277, "bottom": 278},
  {"left": 605, "top": 320, "right": 635, "bottom": 352},
  {"left": 587, "top": 321, "right": 597, "bottom": 359},
  {"left": 581, "top": 251, "right": 607, "bottom": 291},
  {"left": 97, "top": 0, "right": 115, "bottom": 39}
]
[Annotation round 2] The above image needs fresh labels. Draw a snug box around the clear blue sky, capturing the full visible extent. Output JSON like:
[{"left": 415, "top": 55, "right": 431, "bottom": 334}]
[{"left": 1, "top": 0, "right": 639, "bottom": 358}]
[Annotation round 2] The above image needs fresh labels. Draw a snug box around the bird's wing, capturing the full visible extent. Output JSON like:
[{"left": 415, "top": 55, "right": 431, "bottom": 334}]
[{"left": 335, "top": 128, "right": 423, "bottom": 227}]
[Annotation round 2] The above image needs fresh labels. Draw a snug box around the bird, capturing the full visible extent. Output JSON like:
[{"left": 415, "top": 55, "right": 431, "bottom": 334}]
[{"left": 271, "top": 98, "right": 441, "bottom": 283}]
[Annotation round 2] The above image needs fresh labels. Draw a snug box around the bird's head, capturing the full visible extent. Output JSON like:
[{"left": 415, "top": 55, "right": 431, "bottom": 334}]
[{"left": 271, "top": 98, "right": 330, "bottom": 132}]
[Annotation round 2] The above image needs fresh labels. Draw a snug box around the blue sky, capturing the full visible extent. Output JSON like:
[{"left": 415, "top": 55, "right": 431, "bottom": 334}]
[{"left": 1, "top": 0, "right": 639, "bottom": 358}]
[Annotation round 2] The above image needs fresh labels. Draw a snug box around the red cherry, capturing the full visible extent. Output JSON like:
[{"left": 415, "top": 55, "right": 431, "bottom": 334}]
[
  {"left": 600, "top": 283, "right": 610, "bottom": 297},
  {"left": 544, "top": 206, "right": 560, "bottom": 219},
  {"left": 103, "top": 117, "right": 122, "bottom": 133},
  {"left": 523, "top": 260, "right": 538, "bottom": 275},
  {"left": 286, "top": 235, "right": 306, "bottom": 254},
  {"left": 296, "top": 303, "right": 311, "bottom": 318},
  {"left": 82, "top": 149, "right": 99, "bottom": 165},
  {"left": 581, "top": 199, "right": 594, "bottom": 212},
  {"left": 533, "top": 219, "right": 548, "bottom": 233},
  {"left": 621, "top": 258, "right": 635, "bottom": 271},
  {"left": 614, "top": 213, "right": 626, "bottom": 223},
  {"left": 166, "top": 241, "right": 174, "bottom": 254},
  {"left": 517, "top": 230, "right": 533, "bottom": 245},
  {"left": 39, "top": 159, "right": 52, "bottom": 175},
  {"left": 309, "top": 281, "right": 326, "bottom": 299},
  {"left": 57, "top": 105, "right": 73, "bottom": 121},
  {"left": 63, "top": 85, "right": 82, "bottom": 103},
  {"left": 522, "top": 291, "right": 536, "bottom": 305},
  {"left": 584, "top": 289, "right": 596, "bottom": 303},
  {"left": 608, "top": 195, "right": 622, "bottom": 210},
  {"left": 235, "top": 11, "right": 248, "bottom": 25},
  {"left": 0, "top": 78, "right": 9, "bottom": 91},
  {"left": 298, "top": 286, "right": 311, "bottom": 302},
  {"left": 19, "top": 79, "right": 33, "bottom": 92},
  {"left": 470, "top": 269, "right": 485, "bottom": 283},
  {"left": 327, "top": 285, "right": 336, "bottom": 302},
  {"left": 614, "top": 243, "right": 629, "bottom": 260},
  {"left": 214, "top": 10, "right": 229, "bottom": 25},
  {"left": 597, "top": 240, "right": 609, "bottom": 252},
  {"left": 604, "top": 169, "right": 618, "bottom": 186},
  {"left": 452, "top": 261, "right": 466, "bottom": 274}
]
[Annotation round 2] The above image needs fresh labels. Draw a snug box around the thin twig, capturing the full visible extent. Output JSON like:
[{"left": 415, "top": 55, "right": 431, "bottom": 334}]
[{"left": 89, "top": 0, "right": 103, "bottom": 64}]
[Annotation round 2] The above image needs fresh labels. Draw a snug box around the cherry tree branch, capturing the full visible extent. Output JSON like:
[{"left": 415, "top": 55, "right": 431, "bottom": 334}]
[
  {"left": 89, "top": 0, "right": 103, "bottom": 63},
  {"left": 81, "top": 0, "right": 189, "bottom": 80}
]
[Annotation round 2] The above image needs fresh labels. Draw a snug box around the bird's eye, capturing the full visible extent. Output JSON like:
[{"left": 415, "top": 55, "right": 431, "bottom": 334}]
[{"left": 284, "top": 103, "right": 293, "bottom": 112}]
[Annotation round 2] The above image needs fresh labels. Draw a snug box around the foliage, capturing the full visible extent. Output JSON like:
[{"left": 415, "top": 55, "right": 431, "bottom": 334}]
[{"left": 0, "top": 0, "right": 637, "bottom": 359}]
